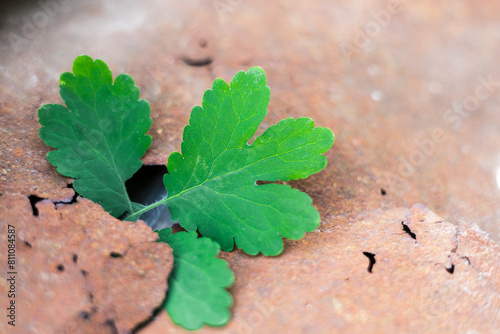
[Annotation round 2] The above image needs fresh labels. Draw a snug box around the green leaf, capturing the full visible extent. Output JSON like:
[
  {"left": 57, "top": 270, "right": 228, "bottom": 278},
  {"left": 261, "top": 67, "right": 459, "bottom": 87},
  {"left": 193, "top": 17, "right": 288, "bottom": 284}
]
[
  {"left": 162, "top": 67, "right": 334, "bottom": 255},
  {"left": 157, "top": 228, "right": 234, "bottom": 330},
  {"left": 38, "top": 55, "right": 152, "bottom": 218}
]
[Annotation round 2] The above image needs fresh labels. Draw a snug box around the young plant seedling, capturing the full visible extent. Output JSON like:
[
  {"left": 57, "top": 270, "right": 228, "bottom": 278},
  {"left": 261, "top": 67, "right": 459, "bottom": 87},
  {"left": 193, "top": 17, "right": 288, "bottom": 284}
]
[{"left": 38, "top": 55, "right": 334, "bottom": 329}]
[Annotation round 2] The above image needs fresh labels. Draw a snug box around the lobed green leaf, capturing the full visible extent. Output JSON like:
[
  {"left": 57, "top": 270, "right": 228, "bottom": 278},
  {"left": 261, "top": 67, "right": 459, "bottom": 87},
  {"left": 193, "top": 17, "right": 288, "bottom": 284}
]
[
  {"left": 157, "top": 228, "right": 234, "bottom": 330},
  {"left": 163, "top": 67, "right": 334, "bottom": 255},
  {"left": 38, "top": 55, "right": 152, "bottom": 218}
]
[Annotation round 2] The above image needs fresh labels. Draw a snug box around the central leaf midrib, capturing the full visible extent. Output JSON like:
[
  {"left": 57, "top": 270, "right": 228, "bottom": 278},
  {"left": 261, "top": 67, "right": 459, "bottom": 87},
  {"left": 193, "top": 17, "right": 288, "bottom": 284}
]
[
  {"left": 171, "top": 81, "right": 264, "bottom": 202},
  {"left": 80, "top": 64, "right": 134, "bottom": 215},
  {"left": 126, "top": 125, "right": 316, "bottom": 222},
  {"left": 166, "top": 143, "right": 295, "bottom": 203},
  {"left": 192, "top": 81, "right": 256, "bottom": 194}
]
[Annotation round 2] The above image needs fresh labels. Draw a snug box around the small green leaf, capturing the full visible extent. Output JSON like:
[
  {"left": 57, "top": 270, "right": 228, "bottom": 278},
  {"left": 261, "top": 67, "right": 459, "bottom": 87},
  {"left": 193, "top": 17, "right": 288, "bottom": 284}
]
[
  {"left": 157, "top": 228, "right": 234, "bottom": 330},
  {"left": 38, "top": 55, "right": 152, "bottom": 218},
  {"left": 162, "top": 67, "right": 334, "bottom": 255}
]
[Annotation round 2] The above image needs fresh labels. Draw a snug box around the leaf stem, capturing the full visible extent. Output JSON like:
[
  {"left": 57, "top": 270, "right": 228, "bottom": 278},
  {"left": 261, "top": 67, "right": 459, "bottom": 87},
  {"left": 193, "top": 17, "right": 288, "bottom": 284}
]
[
  {"left": 124, "top": 199, "right": 165, "bottom": 221},
  {"left": 124, "top": 182, "right": 206, "bottom": 221}
]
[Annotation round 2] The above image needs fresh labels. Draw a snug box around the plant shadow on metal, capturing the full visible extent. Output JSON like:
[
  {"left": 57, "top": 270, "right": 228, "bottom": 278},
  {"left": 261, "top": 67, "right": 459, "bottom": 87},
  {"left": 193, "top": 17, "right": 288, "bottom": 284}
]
[{"left": 38, "top": 55, "right": 334, "bottom": 330}]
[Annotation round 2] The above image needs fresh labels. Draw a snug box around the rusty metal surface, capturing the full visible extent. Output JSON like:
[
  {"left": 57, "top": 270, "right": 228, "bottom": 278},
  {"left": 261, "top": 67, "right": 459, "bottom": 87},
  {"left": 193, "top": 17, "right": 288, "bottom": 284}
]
[
  {"left": 0, "top": 195, "right": 173, "bottom": 333},
  {"left": 143, "top": 205, "right": 500, "bottom": 334},
  {"left": 1, "top": 0, "right": 499, "bottom": 333}
]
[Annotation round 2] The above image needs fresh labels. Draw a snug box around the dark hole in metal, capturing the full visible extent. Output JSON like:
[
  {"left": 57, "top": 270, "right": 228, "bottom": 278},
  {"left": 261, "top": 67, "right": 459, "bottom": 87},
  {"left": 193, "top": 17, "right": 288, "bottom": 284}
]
[
  {"left": 28, "top": 195, "right": 44, "bottom": 216},
  {"left": 362, "top": 252, "right": 376, "bottom": 273},
  {"left": 182, "top": 56, "right": 213, "bottom": 67},
  {"left": 80, "top": 311, "right": 90, "bottom": 320},
  {"left": 402, "top": 222, "right": 417, "bottom": 240},
  {"left": 125, "top": 164, "right": 174, "bottom": 230}
]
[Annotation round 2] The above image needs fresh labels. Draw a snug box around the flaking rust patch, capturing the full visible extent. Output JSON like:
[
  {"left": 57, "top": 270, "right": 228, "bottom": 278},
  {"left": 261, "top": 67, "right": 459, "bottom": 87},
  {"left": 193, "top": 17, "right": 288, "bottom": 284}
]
[{"left": 0, "top": 194, "right": 173, "bottom": 334}]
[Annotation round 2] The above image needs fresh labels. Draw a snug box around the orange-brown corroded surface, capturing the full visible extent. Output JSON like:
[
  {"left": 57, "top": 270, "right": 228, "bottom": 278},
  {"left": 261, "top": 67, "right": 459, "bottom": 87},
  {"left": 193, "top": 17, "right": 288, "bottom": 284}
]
[
  {"left": 1, "top": 0, "right": 500, "bottom": 333},
  {"left": 142, "top": 205, "right": 500, "bottom": 333},
  {"left": 0, "top": 195, "right": 173, "bottom": 334}
]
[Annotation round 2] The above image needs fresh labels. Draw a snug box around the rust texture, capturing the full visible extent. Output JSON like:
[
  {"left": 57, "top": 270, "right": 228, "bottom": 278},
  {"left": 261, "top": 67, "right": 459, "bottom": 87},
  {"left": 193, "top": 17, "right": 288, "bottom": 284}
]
[
  {"left": 1, "top": 0, "right": 500, "bottom": 333},
  {"left": 144, "top": 205, "right": 500, "bottom": 333},
  {"left": 0, "top": 195, "right": 173, "bottom": 334}
]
